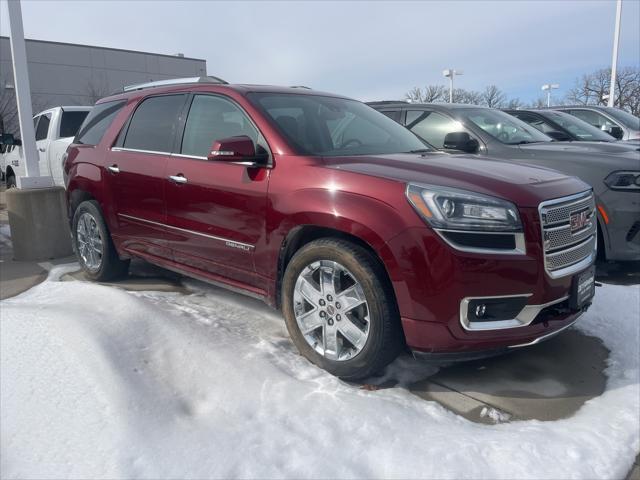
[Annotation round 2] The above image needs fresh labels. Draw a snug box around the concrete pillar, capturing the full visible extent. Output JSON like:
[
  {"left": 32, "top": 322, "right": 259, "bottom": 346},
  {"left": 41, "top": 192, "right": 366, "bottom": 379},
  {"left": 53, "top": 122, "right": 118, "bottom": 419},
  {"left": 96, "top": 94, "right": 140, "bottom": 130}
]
[{"left": 6, "top": 187, "right": 73, "bottom": 261}]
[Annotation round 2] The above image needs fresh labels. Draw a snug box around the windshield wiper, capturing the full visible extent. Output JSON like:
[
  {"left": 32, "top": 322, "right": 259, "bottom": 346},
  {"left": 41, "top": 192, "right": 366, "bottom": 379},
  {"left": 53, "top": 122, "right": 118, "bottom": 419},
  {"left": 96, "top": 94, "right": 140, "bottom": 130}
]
[{"left": 406, "top": 148, "right": 432, "bottom": 154}]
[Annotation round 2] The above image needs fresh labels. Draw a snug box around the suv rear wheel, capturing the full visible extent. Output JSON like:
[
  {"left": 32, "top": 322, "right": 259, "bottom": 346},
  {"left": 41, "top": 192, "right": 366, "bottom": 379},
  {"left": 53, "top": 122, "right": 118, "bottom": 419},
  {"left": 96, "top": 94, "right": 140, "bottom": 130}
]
[
  {"left": 282, "top": 238, "right": 403, "bottom": 380},
  {"left": 72, "top": 200, "right": 129, "bottom": 281}
]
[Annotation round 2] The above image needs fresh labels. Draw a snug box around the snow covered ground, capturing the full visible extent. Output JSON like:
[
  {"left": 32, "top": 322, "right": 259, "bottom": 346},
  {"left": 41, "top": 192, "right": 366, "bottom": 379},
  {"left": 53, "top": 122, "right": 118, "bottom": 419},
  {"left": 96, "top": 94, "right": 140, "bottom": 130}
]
[{"left": 1, "top": 265, "right": 638, "bottom": 479}]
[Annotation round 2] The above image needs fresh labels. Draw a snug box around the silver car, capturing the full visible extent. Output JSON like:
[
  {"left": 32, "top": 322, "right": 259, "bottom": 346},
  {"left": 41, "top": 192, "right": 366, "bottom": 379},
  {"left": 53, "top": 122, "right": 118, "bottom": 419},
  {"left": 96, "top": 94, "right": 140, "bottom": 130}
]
[
  {"left": 369, "top": 102, "right": 640, "bottom": 262},
  {"left": 553, "top": 105, "right": 640, "bottom": 143}
]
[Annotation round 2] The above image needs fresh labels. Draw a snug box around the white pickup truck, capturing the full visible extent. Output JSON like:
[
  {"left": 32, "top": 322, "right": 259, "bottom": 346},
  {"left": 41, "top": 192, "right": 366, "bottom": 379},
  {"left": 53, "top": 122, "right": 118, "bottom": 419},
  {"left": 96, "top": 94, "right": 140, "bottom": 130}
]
[{"left": 0, "top": 106, "right": 91, "bottom": 187}]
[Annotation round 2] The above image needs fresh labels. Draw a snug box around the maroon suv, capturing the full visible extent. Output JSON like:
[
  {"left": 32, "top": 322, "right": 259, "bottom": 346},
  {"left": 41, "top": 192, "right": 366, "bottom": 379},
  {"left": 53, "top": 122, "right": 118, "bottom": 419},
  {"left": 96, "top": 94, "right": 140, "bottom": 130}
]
[{"left": 65, "top": 77, "right": 597, "bottom": 379}]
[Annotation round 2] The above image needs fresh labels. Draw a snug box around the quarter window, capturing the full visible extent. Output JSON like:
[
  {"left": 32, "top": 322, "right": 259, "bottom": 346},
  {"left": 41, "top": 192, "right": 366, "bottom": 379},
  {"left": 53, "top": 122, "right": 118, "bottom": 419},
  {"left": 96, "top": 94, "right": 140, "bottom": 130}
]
[
  {"left": 35, "top": 114, "right": 51, "bottom": 141},
  {"left": 181, "top": 95, "right": 259, "bottom": 157},
  {"left": 76, "top": 100, "right": 126, "bottom": 146},
  {"left": 124, "top": 95, "right": 186, "bottom": 153}
]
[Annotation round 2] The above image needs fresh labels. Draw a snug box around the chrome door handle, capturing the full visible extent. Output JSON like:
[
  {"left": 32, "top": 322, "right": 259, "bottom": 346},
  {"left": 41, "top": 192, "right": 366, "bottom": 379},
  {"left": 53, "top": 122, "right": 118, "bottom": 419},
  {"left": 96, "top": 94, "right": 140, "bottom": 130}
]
[
  {"left": 169, "top": 174, "right": 187, "bottom": 184},
  {"left": 107, "top": 165, "right": 120, "bottom": 174}
]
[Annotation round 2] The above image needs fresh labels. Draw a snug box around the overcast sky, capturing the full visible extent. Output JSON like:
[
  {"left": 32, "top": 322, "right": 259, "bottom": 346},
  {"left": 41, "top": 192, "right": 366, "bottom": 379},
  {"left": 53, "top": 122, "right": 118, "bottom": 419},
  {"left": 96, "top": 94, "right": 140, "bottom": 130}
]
[{"left": 1, "top": 0, "right": 639, "bottom": 103}]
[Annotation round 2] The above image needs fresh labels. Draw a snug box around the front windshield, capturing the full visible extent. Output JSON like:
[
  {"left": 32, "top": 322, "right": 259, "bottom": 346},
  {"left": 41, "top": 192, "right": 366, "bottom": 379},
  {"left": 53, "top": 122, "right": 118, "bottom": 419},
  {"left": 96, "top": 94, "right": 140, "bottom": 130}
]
[
  {"left": 602, "top": 107, "right": 640, "bottom": 130},
  {"left": 247, "top": 93, "right": 430, "bottom": 156},
  {"left": 545, "top": 111, "right": 615, "bottom": 142},
  {"left": 462, "top": 108, "right": 551, "bottom": 145}
]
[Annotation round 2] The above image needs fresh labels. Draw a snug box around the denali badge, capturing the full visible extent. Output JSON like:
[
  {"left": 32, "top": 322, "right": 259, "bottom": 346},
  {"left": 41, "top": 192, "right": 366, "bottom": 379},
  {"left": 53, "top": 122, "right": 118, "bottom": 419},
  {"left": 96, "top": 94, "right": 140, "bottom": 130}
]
[
  {"left": 225, "top": 240, "right": 252, "bottom": 252},
  {"left": 570, "top": 209, "right": 590, "bottom": 234}
]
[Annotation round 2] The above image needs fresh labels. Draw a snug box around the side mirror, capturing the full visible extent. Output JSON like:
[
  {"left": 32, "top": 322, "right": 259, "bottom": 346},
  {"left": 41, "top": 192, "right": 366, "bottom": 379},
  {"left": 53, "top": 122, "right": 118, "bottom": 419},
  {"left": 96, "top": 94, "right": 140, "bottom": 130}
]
[
  {"left": 443, "top": 132, "right": 479, "bottom": 153},
  {"left": 608, "top": 126, "right": 624, "bottom": 140},
  {"left": 207, "top": 135, "right": 268, "bottom": 166},
  {"left": 546, "top": 130, "right": 572, "bottom": 142}
]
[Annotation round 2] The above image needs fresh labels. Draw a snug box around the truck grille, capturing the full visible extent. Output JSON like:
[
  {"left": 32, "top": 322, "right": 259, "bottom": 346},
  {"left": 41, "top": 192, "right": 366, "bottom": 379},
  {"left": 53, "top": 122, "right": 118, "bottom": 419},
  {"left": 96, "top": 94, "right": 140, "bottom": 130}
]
[{"left": 539, "top": 191, "right": 596, "bottom": 278}]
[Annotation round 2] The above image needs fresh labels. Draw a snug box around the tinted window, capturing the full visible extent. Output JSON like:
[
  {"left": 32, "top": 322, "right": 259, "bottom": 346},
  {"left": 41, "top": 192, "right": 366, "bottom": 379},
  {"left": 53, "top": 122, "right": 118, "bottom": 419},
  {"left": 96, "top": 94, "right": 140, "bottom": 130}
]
[
  {"left": 181, "top": 95, "right": 259, "bottom": 157},
  {"left": 544, "top": 111, "right": 613, "bottom": 141},
  {"left": 76, "top": 100, "right": 126, "bottom": 145},
  {"left": 406, "top": 110, "right": 467, "bottom": 149},
  {"left": 60, "top": 110, "right": 90, "bottom": 138},
  {"left": 35, "top": 114, "right": 51, "bottom": 141},
  {"left": 248, "top": 93, "right": 428, "bottom": 156},
  {"left": 124, "top": 95, "right": 186, "bottom": 152}
]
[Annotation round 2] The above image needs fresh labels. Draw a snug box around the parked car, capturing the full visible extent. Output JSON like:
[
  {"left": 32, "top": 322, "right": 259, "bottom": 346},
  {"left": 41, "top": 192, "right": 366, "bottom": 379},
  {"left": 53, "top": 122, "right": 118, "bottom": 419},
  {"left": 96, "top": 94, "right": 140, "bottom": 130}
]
[
  {"left": 369, "top": 101, "right": 640, "bottom": 262},
  {"left": 552, "top": 105, "right": 640, "bottom": 142},
  {"left": 505, "top": 109, "right": 627, "bottom": 143},
  {"left": 65, "top": 78, "right": 596, "bottom": 379},
  {"left": 0, "top": 106, "right": 91, "bottom": 188}
]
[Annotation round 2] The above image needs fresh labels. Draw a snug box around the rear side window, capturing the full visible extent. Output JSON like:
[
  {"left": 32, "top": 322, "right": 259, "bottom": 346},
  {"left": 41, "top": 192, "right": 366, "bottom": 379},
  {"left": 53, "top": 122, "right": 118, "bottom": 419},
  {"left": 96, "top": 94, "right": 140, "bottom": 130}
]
[
  {"left": 123, "top": 95, "right": 186, "bottom": 153},
  {"left": 60, "top": 110, "right": 90, "bottom": 138},
  {"left": 35, "top": 114, "right": 51, "bottom": 141},
  {"left": 76, "top": 101, "right": 126, "bottom": 145}
]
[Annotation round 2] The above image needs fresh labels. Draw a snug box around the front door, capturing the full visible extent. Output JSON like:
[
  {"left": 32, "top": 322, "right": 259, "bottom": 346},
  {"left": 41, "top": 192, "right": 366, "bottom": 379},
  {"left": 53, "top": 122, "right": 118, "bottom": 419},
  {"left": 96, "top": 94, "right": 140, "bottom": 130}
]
[
  {"left": 106, "top": 94, "right": 188, "bottom": 260},
  {"left": 165, "top": 94, "right": 270, "bottom": 290}
]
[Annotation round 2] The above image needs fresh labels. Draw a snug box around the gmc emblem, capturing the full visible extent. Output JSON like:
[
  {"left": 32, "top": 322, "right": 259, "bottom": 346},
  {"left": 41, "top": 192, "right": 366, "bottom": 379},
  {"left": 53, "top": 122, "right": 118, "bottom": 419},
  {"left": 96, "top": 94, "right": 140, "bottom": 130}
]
[{"left": 570, "top": 209, "right": 590, "bottom": 233}]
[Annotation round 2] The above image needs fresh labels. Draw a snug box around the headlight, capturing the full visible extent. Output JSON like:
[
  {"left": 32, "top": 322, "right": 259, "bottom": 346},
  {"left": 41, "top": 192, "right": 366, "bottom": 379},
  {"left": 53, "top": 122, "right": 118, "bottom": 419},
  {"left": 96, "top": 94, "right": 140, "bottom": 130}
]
[
  {"left": 406, "top": 184, "right": 522, "bottom": 232},
  {"left": 604, "top": 171, "right": 640, "bottom": 191}
]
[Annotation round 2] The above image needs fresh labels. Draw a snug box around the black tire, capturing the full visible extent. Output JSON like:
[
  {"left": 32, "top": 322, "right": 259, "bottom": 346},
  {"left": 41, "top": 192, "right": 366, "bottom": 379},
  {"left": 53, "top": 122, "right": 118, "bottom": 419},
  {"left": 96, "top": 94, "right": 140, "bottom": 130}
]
[
  {"left": 282, "top": 238, "right": 403, "bottom": 380},
  {"left": 6, "top": 175, "right": 16, "bottom": 189},
  {"left": 72, "top": 200, "right": 129, "bottom": 281}
]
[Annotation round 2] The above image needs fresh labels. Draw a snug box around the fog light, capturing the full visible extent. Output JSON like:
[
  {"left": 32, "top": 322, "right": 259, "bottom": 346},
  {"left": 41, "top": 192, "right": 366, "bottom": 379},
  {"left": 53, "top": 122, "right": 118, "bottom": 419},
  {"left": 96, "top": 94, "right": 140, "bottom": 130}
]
[{"left": 475, "top": 304, "right": 487, "bottom": 318}]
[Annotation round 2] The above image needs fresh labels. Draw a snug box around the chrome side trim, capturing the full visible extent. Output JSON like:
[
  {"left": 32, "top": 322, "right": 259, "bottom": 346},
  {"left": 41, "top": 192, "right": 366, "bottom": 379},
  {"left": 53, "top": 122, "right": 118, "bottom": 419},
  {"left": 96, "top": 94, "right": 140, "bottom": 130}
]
[
  {"left": 435, "top": 229, "right": 526, "bottom": 256},
  {"left": 459, "top": 294, "right": 569, "bottom": 331},
  {"left": 111, "top": 147, "right": 169, "bottom": 156},
  {"left": 117, "top": 213, "right": 255, "bottom": 251},
  {"left": 508, "top": 319, "right": 579, "bottom": 349}
]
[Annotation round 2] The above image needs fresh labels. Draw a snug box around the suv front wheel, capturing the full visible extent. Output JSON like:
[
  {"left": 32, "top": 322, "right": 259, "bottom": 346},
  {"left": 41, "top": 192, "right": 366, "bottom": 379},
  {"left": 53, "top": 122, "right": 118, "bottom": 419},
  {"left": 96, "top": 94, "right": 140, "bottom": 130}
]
[
  {"left": 282, "top": 238, "right": 403, "bottom": 380},
  {"left": 72, "top": 200, "right": 129, "bottom": 281}
]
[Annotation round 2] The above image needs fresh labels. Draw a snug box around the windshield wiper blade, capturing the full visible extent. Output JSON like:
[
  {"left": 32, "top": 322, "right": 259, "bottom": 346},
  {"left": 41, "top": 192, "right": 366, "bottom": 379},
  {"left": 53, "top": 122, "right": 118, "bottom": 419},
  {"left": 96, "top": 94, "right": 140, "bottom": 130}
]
[{"left": 406, "top": 148, "right": 432, "bottom": 154}]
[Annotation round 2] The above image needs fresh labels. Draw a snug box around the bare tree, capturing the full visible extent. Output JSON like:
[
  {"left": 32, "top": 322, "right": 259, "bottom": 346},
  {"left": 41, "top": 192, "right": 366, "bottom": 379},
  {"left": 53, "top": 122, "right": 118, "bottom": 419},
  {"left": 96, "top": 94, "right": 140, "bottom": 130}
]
[
  {"left": 452, "top": 88, "right": 483, "bottom": 105},
  {"left": 73, "top": 73, "right": 111, "bottom": 106},
  {"left": 565, "top": 67, "right": 640, "bottom": 115},
  {"left": 482, "top": 85, "right": 506, "bottom": 108},
  {"left": 405, "top": 85, "right": 447, "bottom": 103},
  {"left": 506, "top": 98, "right": 524, "bottom": 109}
]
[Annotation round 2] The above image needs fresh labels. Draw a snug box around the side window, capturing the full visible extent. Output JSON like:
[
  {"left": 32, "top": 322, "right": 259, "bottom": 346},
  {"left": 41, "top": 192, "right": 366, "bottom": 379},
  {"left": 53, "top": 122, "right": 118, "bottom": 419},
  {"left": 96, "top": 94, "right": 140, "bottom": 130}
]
[
  {"left": 60, "top": 110, "right": 90, "bottom": 138},
  {"left": 124, "top": 95, "right": 186, "bottom": 153},
  {"left": 35, "top": 114, "right": 51, "bottom": 141},
  {"left": 379, "top": 110, "right": 401, "bottom": 123},
  {"left": 76, "top": 100, "right": 126, "bottom": 146},
  {"left": 406, "top": 110, "right": 465, "bottom": 149},
  {"left": 181, "top": 95, "right": 259, "bottom": 157},
  {"left": 570, "top": 110, "right": 617, "bottom": 130},
  {"left": 513, "top": 113, "right": 555, "bottom": 134}
]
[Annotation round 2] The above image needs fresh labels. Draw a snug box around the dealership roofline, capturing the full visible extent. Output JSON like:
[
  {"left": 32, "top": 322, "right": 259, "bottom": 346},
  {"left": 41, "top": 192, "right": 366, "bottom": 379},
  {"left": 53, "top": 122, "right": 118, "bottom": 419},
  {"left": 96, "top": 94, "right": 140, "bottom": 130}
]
[{"left": 0, "top": 36, "right": 206, "bottom": 62}]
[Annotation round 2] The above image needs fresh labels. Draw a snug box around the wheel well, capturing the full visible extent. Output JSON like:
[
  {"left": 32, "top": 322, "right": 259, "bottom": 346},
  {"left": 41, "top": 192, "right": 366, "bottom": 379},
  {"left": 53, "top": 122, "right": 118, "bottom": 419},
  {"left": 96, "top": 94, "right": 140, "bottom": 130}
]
[
  {"left": 275, "top": 225, "right": 392, "bottom": 309},
  {"left": 68, "top": 190, "right": 95, "bottom": 224}
]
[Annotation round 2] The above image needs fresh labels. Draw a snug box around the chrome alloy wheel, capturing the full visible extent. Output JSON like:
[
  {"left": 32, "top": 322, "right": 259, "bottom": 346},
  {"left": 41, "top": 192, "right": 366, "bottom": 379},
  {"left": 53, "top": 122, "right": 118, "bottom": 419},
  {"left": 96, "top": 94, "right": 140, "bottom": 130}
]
[
  {"left": 76, "top": 212, "right": 104, "bottom": 272},
  {"left": 293, "top": 260, "right": 370, "bottom": 361}
]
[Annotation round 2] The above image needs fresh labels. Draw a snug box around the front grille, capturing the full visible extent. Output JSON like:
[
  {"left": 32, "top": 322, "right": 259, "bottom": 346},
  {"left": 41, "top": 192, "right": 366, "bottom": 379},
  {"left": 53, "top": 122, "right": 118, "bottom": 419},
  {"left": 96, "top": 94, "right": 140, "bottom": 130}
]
[{"left": 539, "top": 191, "right": 596, "bottom": 278}]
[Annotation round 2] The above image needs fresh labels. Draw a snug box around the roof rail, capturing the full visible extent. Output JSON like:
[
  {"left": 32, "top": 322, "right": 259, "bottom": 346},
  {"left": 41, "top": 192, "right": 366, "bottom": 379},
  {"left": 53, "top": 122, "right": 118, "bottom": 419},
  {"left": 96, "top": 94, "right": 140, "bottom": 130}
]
[{"left": 123, "top": 76, "right": 228, "bottom": 92}]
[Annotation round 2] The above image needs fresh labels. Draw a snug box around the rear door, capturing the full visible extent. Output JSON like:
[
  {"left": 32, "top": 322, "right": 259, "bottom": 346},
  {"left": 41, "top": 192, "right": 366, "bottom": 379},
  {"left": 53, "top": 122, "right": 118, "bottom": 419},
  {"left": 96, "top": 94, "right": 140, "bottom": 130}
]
[
  {"left": 107, "top": 94, "right": 188, "bottom": 260},
  {"left": 165, "top": 93, "right": 270, "bottom": 289}
]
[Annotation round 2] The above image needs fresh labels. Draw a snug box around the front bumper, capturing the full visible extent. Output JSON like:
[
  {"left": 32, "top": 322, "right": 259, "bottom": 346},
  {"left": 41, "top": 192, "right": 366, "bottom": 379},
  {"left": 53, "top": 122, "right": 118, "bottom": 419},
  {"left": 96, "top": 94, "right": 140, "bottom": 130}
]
[
  {"left": 383, "top": 206, "right": 594, "bottom": 355},
  {"left": 599, "top": 189, "right": 640, "bottom": 261}
]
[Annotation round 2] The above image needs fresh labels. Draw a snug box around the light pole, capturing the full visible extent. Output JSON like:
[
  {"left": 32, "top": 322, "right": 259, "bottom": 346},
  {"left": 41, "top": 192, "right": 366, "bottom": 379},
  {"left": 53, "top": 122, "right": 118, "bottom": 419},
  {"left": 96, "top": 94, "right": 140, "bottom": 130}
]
[
  {"left": 608, "top": 0, "right": 622, "bottom": 108},
  {"left": 443, "top": 69, "right": 463, "bottom": 103},
  {"left": 542, "top": 83, "right": 560, "bottom": 107}
]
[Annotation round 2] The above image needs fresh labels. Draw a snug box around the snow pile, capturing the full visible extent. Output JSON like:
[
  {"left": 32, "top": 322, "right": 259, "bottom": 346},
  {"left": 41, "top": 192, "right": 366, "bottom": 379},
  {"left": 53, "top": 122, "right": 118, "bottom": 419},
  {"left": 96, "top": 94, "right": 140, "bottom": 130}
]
[{"left": 1, "top": 267, "right": 638, "bottom": 479}]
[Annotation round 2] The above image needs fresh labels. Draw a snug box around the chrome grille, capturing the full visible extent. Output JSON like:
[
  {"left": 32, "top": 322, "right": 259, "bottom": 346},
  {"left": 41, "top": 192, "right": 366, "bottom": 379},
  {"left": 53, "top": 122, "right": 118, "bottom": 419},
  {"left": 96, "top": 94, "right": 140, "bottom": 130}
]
[{"left": 539, "top": 191, "right": 596, "bottom": 278}]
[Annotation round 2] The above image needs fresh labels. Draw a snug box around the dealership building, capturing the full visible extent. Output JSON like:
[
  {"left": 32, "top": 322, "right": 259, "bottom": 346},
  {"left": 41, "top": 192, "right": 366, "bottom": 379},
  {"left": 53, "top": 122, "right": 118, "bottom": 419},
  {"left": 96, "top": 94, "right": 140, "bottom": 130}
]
[{"left": 0, "top": 36, "right": 207, "bottom": 134}]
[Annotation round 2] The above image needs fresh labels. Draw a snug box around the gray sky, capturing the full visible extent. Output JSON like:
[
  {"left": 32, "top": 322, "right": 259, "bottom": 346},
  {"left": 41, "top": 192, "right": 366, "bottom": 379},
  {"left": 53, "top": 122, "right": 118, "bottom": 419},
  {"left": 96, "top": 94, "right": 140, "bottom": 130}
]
[{"left": 1, "top": 0, "right": 639, "bottom": 103}]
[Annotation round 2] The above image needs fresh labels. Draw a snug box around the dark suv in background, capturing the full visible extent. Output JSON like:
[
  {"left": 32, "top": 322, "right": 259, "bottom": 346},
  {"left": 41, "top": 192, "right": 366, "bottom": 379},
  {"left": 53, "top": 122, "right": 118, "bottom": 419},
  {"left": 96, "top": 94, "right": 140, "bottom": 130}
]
[
  {"left": 65, "top": 78, "right": 596, "bottom": 379},
  {"left": 369, "top": 101, "right": 640, "bottom": 262}
]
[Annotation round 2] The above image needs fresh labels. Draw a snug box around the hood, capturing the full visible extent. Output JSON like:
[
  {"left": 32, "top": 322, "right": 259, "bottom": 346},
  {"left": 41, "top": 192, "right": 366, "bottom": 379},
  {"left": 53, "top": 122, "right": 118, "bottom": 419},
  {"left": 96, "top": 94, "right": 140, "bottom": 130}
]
[
  {"left": 519, "top": 141, "right": 640, "bottom": 155},
  {"left": 323, "top": 152, "right": 589, "bottom": 208}
]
